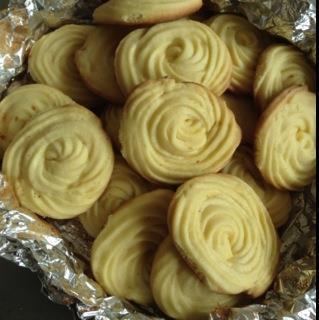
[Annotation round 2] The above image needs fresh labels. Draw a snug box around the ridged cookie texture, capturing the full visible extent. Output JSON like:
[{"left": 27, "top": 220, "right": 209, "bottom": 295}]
[
  {"left": 91, "top": 189, "right": 174, "bottom": 305},
  {"left": 254, "top": 44, "right": 315, "bottom": 110},
  {"left": 255, "top": 86, "right": 316, "bottom": 191},
  {"left": 115, "top": 20, "right": 232, "bottom": 96},
  {"left": 222, "top": 146, "right": 292, "bottom": 227},
  {"left": 119, "top": 79, "right": 241, "bottom": 185},
  {"left": 2, "top": 106, "right": 114, "bottom": 219},
  {"left": 151, "top": 237, "right": 240, "bottom": 320},
  {"left": 75, "top": 26, "right": 129, "bottom": 104},
  {"left": 168, "top": 174, "right": 280, "bottom": 297},
  {"left": 103, "top": 105, "right": 123, "bottom": 150},
  {"left": 79, "top": 156, "right": 153, "bottom": 238},
  {"left": 0, "top": 84, "right": 74, "bottom": 154},
  {"left": 222, "top": 93, "right": 258, "bottom": 145},
  {"left": 207, "top": 14, "right": 266, "bottom": 95},
  {"left": 28, "top": 24, "right": 101, "bottom": 107},
  {"left": 93, "top": 0, "right": 203, "bottom": 25}
]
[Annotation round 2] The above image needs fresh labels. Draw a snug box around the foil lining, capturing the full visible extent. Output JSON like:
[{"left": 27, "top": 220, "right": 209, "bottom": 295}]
[{"left": 0, "top": 0, "right": 317, "bottom": 319}]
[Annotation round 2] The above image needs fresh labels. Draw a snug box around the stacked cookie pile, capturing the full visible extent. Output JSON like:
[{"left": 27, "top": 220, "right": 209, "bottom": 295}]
[{"left": 0, "top": 1, "right": 315, "bottom": 319}]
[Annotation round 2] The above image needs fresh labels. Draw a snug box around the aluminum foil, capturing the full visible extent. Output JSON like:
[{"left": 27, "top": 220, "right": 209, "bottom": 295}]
[{"left": 0, "top": 0, "right": 316, "bottom": 319}]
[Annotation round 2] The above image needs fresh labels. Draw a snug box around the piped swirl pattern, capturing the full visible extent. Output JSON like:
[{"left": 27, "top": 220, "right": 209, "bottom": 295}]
[
  {"left": 151, "top": 237, "right": 240, "bottom": 320},
  {"left": 254, "top": 44, "right": 315, "bottom": 110},
  {"left": 255, "top": 86, "right": 316, "bottom": 190},
  {"left": 119, "top": 79, "right": 241, "bottom": 185},
  {"left": 28, "top": 24, "right": 101, "bottom": 107},
  {"left": 115, "top": 20, "right": 232, "bottom": 96},
  {"left": 2, "top": 106, "right": 114, "bottom": 219},
  {"left": 207, "top": 14, "right": 266, "bottom": 94},
  {"left": 0, "top": 84, "right": 74, "bottom": 154},
  {"left": 168, "top": 174, "right": 280, "bottom": 297},
  {"left": 91, "top": 190, "right": 174, "bottom": 305}
]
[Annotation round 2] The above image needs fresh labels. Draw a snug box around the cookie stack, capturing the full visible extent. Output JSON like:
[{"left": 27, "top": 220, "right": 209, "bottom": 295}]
[{"left": 0, "top": 1, "right": 315, "bottom": 319}]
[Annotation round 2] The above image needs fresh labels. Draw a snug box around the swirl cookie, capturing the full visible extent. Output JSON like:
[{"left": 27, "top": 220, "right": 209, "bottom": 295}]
[
  {"left": 168, "top": 174, "right": 280, "bottom": 297},
  {"left": 103, "top": 105, "right": 123, "bottom": 150},
  {"left": 115, "top": 20, "right": 232, "bottom": 96},
  {"left": 254, "top": 44, "right": 315, "bottom": 110},
  {"left": 222, "top": 147, "right": 292, "bottom": 227},
  {"left": 151, "top": 237, "right": 240, "bottom": 320},
  {"left": 93, "top": 0, "right": 203, "bottom": 25},
  {"left": 28, "top": 24, "right": 102, "bottom": 107},
  {"left": 79, "top": 156, "right": 153, "bottom": 238},
  {"left": 91, "top": 189, "right": 174, "bottom": 305},
  {"left": 75, "top": 26, "right": 129, "bottom": 104},
  {"left": 255, "top": 86, "right": 316, "bottom": 190},
  {"left": 0, "top": 84, "right": 74, "bottom": 154},
  {"left": 207, "top": 14, "right": 266, "bottom": 95},
  {"left": 2, "top": 106, "right": 114, "bottom": 219},
  {"left": 119, "top": 79, "right": 241, "bottom": 185},
  {"left": 222, "top": 93, "right": 258, "bottom": 145}
]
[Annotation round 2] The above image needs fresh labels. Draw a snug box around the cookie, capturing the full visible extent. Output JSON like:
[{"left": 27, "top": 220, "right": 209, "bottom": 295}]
[
  {"left": 115, "top": 20, "right": 232, "bottom": 96},
  {"left": 93, "top": 0, "right": 203, "bottom": 25},
  {"left": 168, "top": 174, "right": 280, "bottom": 297},
  {"left": 151, "top": 237, "right": 240, "bottom": 320},
  {"left": 28, "top": 24, "right": 102, "bottom": 107},
  {"left": 119, "top": 79, "right": 241, "bottom": 185},
  {"left": 207, "top": 14, "right": 266, "bottom": 95},
  {"left": 79, "top": 156, "right": 153, "bottom": 238},
  {"left": 222, "top": 93, "right": 258, "bottom": 145},
  {"left": 103, "top": 105, "right": 123, "bottom": 150},
  {"left": 254, "top": 44, "right": 315, "bottom": 110},
  {"left": 222, "top": 146, "right": 292, "bottom": 227},
  {"left": 0, "top": 84, "right": 74, "bottom": 154},
  {"left": 255, "top": 86, "right": 316, "bottom": 190},
  {"left": 2, "top": 105, "right": 114, "bottom": 219},
  {"left": 91, "top": 189, "right": 174, "bottom": 305},
  {"left": 75, "top": 26, "right": 129, "bottom": 104}
]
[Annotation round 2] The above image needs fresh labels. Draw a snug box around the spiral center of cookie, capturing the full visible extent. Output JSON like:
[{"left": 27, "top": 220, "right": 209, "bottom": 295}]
[
  {"left": 202, "top": 206, "right": 235, "bottom": 261},
  {"left": 175, "top": 115, "right": 206, "bottom": 153},
  {"left": 45, "top": 136, "right": 88, "bottom": 181},
  {"left": 166, "top": 39, "right": 184, "bottom": 62}
]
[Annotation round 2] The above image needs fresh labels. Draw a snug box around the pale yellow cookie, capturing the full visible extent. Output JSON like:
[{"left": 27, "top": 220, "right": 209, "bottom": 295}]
[
  {"left": 115, "top": 20, "right": 232, "bottom": 96},
  {"left": 28, "top": 24, "right": 102, "bottom": 107},
  {"left": 255, "top": 86, "right": 316, "bottom": 190},
  {"left": 0, "top": 84, "right": 74, "bottom": 155},
  {"left": 79, "top": 156, "right": 153, "bottom": 238},
  {"left": 168, "top": 174, "right": 280, "bottom": 297},
  {"left": 91, "top": 189, "right": 174, "bottom": 305},
  {"left": 93, "top": 0, "right": 203, "bottom": 25},
  {"left": 119, "top": 79, "right": 241, "bottom": 185},
  {"left": 75, "top": 26, "right": 130, "bottom": 104},
  {"left": 207, "top": 14, "right": 266, "bottom": 95},
  {"left": 103, "top": 105, "right": 123, "bottom": 150},
  {"left": 222, "top": 146, "right": 292, "bottom": 227},
  {"left": 222, "top": 93, "right": 258, "bottom": 145},
  {"left": 151, "top": 237, "right": 240, "bottom": 320},
  {"left": 254, "top": 44, "right": 315, "bottom": 110},
  {"left": 2, "top": 106, "right": 114, "bottom": 219}
]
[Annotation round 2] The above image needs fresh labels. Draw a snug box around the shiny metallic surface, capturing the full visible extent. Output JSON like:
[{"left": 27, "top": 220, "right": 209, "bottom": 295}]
[{"left": 0, "top": 0, "right": 316, "bottom": 318}]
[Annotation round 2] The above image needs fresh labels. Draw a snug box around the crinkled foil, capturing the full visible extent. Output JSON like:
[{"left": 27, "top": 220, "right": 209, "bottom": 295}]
[{"left": 0, "top": 0, "right": 316, "bottom": 319}]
